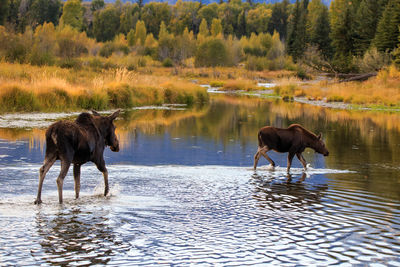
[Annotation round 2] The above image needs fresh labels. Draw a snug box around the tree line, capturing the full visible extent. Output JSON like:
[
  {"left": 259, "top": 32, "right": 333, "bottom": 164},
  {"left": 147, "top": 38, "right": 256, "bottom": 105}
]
[{"left": 0, "top": 0, "right": 399, "bottom": 73}]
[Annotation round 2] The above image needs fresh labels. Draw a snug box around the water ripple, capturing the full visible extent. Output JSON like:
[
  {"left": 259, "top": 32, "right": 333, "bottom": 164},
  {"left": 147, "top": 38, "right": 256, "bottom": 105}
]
[{"left": 0, "top": 164, "right": 399, "bottom": 265}]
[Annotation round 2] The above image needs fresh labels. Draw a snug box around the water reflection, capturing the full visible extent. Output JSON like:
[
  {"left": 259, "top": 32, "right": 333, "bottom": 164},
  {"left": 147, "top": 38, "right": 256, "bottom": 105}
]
[
  {"left": 0, "top": 94, "right": 400, "bottom": 265},
  {"left": 34, "top": 206, "right": 128, "bottom": 266},
  {"left": 251, "top": 172, "right": 328, "bottom": 210}
]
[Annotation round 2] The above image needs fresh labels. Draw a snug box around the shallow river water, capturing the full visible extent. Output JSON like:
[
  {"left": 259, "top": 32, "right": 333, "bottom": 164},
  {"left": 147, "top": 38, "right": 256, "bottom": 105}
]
[{"left": 0, "top": 95, "right": 399, "bottom": 266}]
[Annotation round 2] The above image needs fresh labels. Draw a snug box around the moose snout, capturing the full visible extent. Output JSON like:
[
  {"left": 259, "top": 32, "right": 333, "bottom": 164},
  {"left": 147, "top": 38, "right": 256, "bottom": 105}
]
[
  {"left": 324, "top": 151, "right": 329, "bottom": 156},
  {"left": 111, "top": 144, "right": 119, "bottom": 152}
]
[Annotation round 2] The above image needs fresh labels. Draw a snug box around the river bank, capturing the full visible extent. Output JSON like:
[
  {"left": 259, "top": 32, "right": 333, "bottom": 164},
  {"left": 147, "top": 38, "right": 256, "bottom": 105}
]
[{"left": 1, "top": 62, "right": 400, "bottom": 113}]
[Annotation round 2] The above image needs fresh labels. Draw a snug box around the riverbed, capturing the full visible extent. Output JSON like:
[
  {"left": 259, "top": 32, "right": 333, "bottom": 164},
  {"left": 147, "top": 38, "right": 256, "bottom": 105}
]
[{"left": 0, "top": 95, "right": 399, "bottom": 265}]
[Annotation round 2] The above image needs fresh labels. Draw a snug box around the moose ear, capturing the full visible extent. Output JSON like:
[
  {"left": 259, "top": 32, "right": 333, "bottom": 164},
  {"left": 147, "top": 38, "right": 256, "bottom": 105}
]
[
  {"left": 317, "top": 133, "right": 322, "bottom": 140},
  {"left": 109, "top": 109, "right": 121, "bottom": 121},
  {"left": 92, "top": 110, "right": 101, "bottom": 116}
]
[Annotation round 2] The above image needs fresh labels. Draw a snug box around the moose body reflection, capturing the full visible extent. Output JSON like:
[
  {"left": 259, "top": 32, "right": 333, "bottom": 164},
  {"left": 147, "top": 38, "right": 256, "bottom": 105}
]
[{"left": 34, "top": 110, "right": 120, "bottom": 204}]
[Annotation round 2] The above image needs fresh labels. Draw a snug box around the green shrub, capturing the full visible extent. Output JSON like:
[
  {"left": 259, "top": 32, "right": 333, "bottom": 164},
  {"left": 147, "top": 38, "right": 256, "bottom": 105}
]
[
  {"left": 57, "top": 58, "right": 82, "bottom": 69},
  {"left": 195, "top": 38, "right": 228, "bottom": 67},
  {"left": 162, "top": 58, "right": 173, "bottom": 67},
  {"left": 327, "top": 95, "right": 344, "bottom": 102},
  {"left": 210, "top": 81, "right": 225, "bottom": 87}
]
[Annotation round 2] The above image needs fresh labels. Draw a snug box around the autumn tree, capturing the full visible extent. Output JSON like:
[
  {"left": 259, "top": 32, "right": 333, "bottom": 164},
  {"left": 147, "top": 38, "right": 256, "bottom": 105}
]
[
  {"left": 195, "top": 38, "right": 228, "bottom": 67},
  {"left": 60, "top": 0, "right": 84, "bottom": 30},
  {"left": 93, "top": 5, "right": 120, "bottom": 42},
  {"left": 141, "top": 2, "right": 171, "bottom": 38},
  {"left": 246, "top": 5, "right": 271, "bottom": 35},
  {"left": 211, "top": 18, "right": 222, "bottom": 37},
  {"left": 119, "top": 3, "right": 140, "bottom": 35},
  {"left": 135, "top": 20, "right": 146, "bottom": 45}
]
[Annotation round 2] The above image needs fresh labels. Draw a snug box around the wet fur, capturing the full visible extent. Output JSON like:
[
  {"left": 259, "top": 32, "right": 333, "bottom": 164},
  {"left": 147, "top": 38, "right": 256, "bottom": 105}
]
[
  {"left": 254, "top": 124, "right": 329, "bottom": 172},
  {"left": 34, "top": 110, "right": 120, "bottom": 204}
]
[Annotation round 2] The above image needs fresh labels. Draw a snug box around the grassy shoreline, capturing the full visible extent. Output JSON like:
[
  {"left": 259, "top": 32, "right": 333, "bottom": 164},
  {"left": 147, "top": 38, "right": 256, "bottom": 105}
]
[
  {"left": 1, "top": 62, "right": 400, "bottom": 113},
  {"left": 0, "top": 62, "right": 209, "bottom": 113}
]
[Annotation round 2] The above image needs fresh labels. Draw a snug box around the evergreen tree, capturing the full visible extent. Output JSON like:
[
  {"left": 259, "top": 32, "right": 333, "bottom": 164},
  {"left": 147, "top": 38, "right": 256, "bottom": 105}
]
[
  {"left": 267, "top": 0, "right": 289, "bottom": 40},
  {"left": 287, "top": 0, "right": 308, "bottom": 61},
  {"left": 30, "top": 0, "right": 62, "bottom": 26},
  {"left": 0, "top": 0, "right": 10, "bottom": 25},
  {"left": 236, "top": 10, "right": 246, "bottom": 37},
  {"left": 91, "top": 0, "right": 104, "bottom": 12},
  {"left": 307, "top": 0, "right": 331, "bottom": 58},
  {"left": 353, "top": 0, "right": 380, "bottom": 55},
  {"left": 373, "top": 0, "right": 400, "bottom": 52},
  {"left": 330, "top": 0, "right": 356, "bottom": 71}
]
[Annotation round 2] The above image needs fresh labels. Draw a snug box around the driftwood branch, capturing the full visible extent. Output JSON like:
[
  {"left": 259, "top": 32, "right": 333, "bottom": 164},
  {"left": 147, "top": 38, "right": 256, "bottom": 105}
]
[{"left": 338, "top": 72, "right": 377, "bottom": 83}]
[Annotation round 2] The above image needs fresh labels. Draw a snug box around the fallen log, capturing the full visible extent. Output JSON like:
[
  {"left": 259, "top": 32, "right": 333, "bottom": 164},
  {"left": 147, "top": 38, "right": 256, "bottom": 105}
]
[{"left": 339, "top": 72, "right": 377, "bottom": 83}]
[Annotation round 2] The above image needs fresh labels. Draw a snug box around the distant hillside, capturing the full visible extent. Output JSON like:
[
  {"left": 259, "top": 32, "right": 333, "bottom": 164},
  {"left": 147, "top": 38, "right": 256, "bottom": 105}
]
[{"left": 102, "top": 0, "right": 332, "bottom": 6}]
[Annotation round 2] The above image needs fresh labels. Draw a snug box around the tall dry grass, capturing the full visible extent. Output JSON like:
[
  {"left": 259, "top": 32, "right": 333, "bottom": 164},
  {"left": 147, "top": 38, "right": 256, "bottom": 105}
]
[
  {"left": 0, "top": 62, "right": 208, "bottom": 112},
  {"left": 302, "top": 66, "right": 400, "bottom": 107}
]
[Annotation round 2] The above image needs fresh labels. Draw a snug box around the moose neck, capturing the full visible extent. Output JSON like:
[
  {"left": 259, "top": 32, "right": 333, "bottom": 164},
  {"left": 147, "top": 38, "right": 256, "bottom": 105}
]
[{"left": 301, "top": 130, "right": 319, "bottom": 150}]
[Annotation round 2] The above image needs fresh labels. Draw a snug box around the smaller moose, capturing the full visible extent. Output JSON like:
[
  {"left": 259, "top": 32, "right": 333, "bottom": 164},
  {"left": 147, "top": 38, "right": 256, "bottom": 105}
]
[
  {"left": 34, "top": 110, "right": 120, "bottom": 204},
  {"left": 254, "top": 124, "right": 329, "bottom": 172}
]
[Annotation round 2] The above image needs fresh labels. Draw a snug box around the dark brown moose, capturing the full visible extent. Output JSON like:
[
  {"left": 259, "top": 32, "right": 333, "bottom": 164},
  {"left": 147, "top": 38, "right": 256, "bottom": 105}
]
[
  {"left": 34, "top": 110, "right": 120, "bottom": 204},
  {"left": 253, "top": 124, "right": 329, "bottom": 172}
]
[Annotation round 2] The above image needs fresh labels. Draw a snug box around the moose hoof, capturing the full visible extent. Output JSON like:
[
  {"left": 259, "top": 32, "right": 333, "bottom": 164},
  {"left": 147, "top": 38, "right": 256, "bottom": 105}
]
[{"left": 34, "top": 199, "right": 42, "bottom": 205}]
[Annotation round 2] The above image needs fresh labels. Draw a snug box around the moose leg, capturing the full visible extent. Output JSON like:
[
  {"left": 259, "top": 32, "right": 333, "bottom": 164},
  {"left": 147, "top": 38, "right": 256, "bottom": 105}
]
[
  {"left": 34, "top": 155, "right": 57, "bottom": 204},
  {"left": 260, "top": 149, "right": 275, "bottom": 167},
  {"left": 287, "top": 152, "right": 295, "bottom": 173},
  {"left": 254, "top": 146, "right": 270, "bottom": 170},
  {"left": 253, "top": 148, "right": 261, "bottom": 170},
  {"left": 57, "top": 159, "right": 71, "bottom": 204},
  {"left": 96, "top": 160, "right": 109, "bottom": 197},
  {"left": 296, "top": 153, "right": 307, "bottom": 170},
  {"left": 73, "top": 164, "right": 81, "bottom": 199}
]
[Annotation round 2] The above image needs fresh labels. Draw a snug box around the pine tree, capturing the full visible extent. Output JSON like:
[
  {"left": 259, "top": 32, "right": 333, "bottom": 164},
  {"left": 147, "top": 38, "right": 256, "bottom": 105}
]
[
  {"left": 373, "top": 0, "right": 400, "bottom": 52},
  {"left": 0, "top": 0, "right": 9, "bottom": 25},
  {"left": 268, "top": 0, "right": 289, "bottom": 40},
  {"left": 287, "top": 0, "right": 308, "bottom": 61},
  {"left": 330, "top": 0, "right": 356, "bottom": 71},
  {"left": 353, "top": 0, "right": 380, "bottom": 55},
  {"left": 307, "top": 0, "right": 331, "bottom": 58}
]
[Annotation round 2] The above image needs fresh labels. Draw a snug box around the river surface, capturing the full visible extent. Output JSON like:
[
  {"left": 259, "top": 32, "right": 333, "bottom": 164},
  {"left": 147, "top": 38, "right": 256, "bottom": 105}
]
[{"left": 0, "top": 95, "right": 400, "bottom": 266}]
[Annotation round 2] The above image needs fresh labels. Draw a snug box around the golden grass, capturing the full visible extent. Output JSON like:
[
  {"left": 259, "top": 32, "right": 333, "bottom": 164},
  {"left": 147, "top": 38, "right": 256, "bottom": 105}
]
[
  {"left": 303, "top": 66, "right": 400, "bottom": 107},
  {"left": 0, "top": 62, "right": 208, "bottom": 112},
  {"left": 222, "top": 79, "right": 261, "bottom": 91}
]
